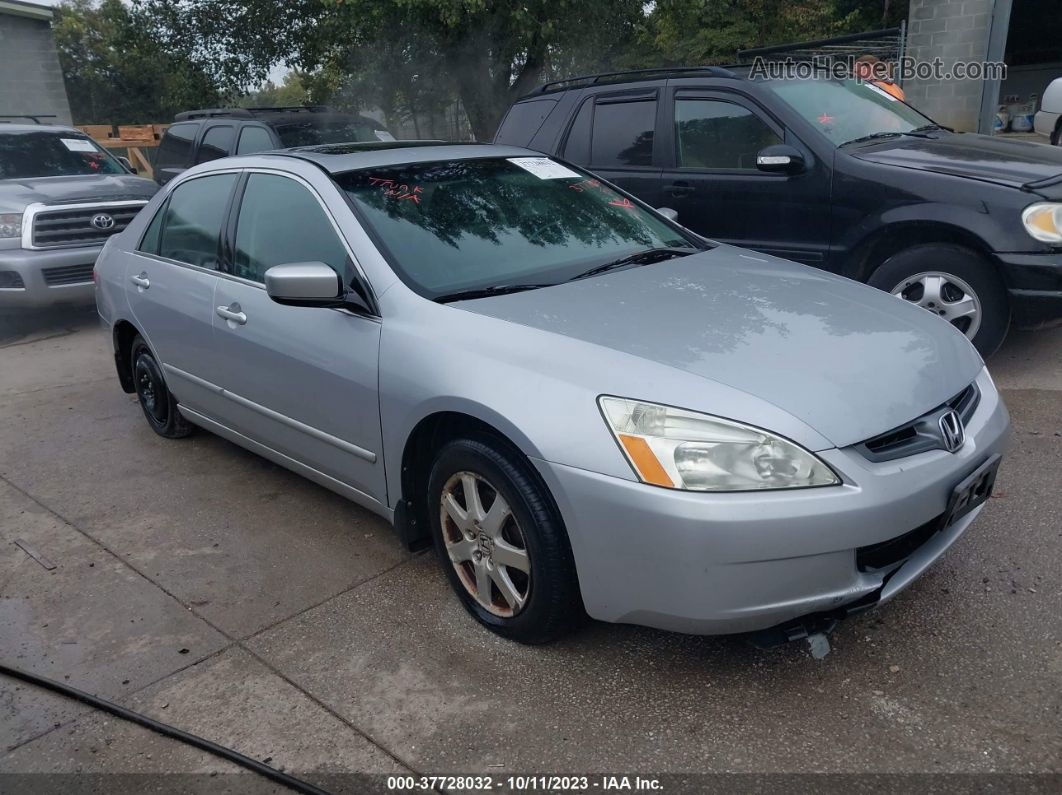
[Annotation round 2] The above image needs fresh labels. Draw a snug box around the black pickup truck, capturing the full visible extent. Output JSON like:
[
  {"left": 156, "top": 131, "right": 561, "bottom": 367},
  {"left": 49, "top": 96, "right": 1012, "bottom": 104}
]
[{"left": 495, "top": 67, "right": 1062, "bottom": 354}]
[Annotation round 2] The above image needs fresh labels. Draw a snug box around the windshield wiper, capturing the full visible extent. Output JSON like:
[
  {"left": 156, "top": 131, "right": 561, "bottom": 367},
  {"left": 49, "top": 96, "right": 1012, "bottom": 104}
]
[
  {"left": 433, "top": 283, "right": 554, "bottom": 304},
  {"left": 566, "top": 247, "right": 693, "bottom": 282},
  {"left": 909, "top": 123, "right": 954, "bottom": 134},
  {"left": 840, "top": 129, "right": 935, "bottom": 147}
]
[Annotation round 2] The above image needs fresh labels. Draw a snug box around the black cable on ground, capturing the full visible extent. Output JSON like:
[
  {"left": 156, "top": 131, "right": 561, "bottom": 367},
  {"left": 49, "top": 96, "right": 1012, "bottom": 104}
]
[{"left": 1, "top": 662, "right": 332, "bottom": 795}]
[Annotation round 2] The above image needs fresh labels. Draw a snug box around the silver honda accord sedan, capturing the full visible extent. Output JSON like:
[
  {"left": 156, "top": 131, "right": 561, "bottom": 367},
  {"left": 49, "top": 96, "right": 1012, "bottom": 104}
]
[{"left": 95, "top": 142, "right": 1010, "bottom": 644}]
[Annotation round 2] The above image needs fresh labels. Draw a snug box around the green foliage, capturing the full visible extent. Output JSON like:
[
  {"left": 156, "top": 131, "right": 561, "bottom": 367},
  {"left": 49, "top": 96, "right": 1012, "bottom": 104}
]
[
  {"left": 54, "top": 0, "right": 223, "bottom": 124},
  {"left": 237, "top": 72, "right": 311, "bottom": 109}
]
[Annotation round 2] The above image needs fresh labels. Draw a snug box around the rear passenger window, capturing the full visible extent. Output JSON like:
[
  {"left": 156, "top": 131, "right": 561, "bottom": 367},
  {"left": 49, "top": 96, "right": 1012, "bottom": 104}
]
[
  {"left": 562, "top": 99, "right": 592, "bottom": 164},
  {"left": 138, "top": 201, "right": 166, "bottom": 254},
  {"left": 196, "top": 125, "right": 234, "bottom": 164},
  {"left": 232, "top": 174, "right": 351, "bottom": 284},
  {"left": 494, "top": 100, "right": 557, "bottom": 146},
  {"left": 674, "top": 99, "right": 781, "bottom": 170},
  {"left": 590, "top": 99, "right": 656, "bottom": 167},
  {"left": 157, "top": 174, "right": 237, "bottom": 269},
  {"left": 236, "top": 126, "right": 275, "bottom": 155},
  {"left": 156, "top": 123, "right": 197, "bottom": 170}
]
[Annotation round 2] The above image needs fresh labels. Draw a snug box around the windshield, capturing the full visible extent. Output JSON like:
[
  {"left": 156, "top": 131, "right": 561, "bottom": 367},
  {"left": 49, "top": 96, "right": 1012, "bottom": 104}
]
[
  {"left": 0, "top": 131, "right": 126, "bottom": 179},
  {"left": 336, "top": 157, "right": 696, "bottom": 297},
  {"left": 274, "top": 119, "right": 393, "bottom": 148},
  {"left": 766, "top": 79, "right": 935, "bottom": 146}
]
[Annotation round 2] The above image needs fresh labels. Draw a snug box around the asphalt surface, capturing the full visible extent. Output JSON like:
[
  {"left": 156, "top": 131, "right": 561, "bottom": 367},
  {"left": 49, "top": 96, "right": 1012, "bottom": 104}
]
[{"left": 0, "top": 305, "right": 1059, "bottom": 791}]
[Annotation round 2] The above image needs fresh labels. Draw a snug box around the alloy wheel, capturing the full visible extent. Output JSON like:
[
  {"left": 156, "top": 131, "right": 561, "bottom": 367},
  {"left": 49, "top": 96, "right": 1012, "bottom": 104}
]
[
  {"left": 439, "top": 471, "right": 531, "bottom": 617},
  {"left": 891, "top": 271, "right": 982, "bottom": 340}
]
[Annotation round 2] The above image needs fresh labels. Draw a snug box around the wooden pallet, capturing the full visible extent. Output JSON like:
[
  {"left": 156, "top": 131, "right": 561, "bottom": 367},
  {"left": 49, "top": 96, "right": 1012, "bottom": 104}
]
[{"left": 76, "top": 124, "right": 169, "bottom": 178}]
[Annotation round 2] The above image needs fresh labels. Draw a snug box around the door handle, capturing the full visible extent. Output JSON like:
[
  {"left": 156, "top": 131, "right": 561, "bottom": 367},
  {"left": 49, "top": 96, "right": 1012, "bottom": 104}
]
[
  {"left": 130, "top": 272, "right": 150, "bottom": 289},
  {"left": 666, "top": 182, "right": 694, "bottom": 198},
  {"left": 216, "top": 305, "right": 247, "bottom": 325}
]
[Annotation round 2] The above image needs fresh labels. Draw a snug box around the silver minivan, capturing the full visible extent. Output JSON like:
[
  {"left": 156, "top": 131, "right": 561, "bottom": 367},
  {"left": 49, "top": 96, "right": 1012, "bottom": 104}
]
[{"left": 95, "top": 143, "right": 1010, "bottom": 644}]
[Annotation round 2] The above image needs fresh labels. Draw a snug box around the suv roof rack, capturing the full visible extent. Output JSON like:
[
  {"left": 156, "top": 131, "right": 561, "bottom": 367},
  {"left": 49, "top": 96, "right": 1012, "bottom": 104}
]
[
  {"left": 0, "top": 114, "right": 58, "bottom": 124},
  {"left": 526, "top": 66, "right": 739, "bottom": 97},
  {"left": 173, "top": 106, "right": 335, "bottom": 122}
]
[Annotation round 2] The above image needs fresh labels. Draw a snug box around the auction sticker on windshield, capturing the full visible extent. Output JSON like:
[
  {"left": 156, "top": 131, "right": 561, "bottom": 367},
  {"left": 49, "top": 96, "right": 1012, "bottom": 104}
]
[
  {"left": 61, "top": 138, "right": 97, "bottom": 152},
  {"left": 508, "top": 157, "right": 580, "bottom": 180}
]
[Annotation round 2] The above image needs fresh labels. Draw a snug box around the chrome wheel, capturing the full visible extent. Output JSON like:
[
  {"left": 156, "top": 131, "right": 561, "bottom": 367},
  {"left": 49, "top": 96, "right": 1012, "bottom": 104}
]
[
  {"left": 439, "top": 471, "right": 531, "bottom": 617},
  {"left": 891, "top": 271, "right": 981, "bottom": 340}
]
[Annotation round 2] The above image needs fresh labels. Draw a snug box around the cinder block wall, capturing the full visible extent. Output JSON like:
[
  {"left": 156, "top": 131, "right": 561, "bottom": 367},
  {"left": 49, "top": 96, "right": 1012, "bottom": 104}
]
[
  {"left": 0, "top": 13, "right": 72, "bottom": 125},
  {"left": 904, "top": 0, "right": 993, "bottom": 131}
]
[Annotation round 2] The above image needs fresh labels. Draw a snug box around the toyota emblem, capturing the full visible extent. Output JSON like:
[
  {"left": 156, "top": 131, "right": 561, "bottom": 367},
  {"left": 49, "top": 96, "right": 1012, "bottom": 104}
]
[
  {"left": 938, "top": 409, "right": 966, "bottom": 453},
  {"left": 91, "top": 213, "right": 115, "bottom": 230}
]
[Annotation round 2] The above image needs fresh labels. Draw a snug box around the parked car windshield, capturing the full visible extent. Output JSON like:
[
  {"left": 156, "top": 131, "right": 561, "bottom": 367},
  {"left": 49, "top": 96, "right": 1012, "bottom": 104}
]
[
  {"left": 0, "top": 131, "right": 126, "bottom": 179},
  {"left": 766, "top": 78, "right": 935, "bottom": 146},
  {"left": 336, "top": 157, "right": 696, "bottom": 297},
  {"left": 274, "top": 119, "right": 391, "bottom": 148}
]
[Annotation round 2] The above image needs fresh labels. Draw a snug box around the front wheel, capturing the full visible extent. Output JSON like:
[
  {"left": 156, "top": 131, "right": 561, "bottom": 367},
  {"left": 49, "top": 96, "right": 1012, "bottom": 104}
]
[
  {"left": 868, "top": 244, "right": 1010, "bottom": 356},
  {"left": 427, "top": 437, "right": 583, "bottom": 644}
]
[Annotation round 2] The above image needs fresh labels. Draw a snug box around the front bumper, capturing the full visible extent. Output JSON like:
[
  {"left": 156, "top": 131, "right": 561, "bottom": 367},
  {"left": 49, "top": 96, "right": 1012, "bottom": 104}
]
[
  {"left": 997, "top": 251, "right": 1062, "bottom": 328},
  {"left": 533, "top": 368, "right": 1010, "bottom": 635},
  {"left": 0, "top": 245, "right": 101, "bottom": 308}
]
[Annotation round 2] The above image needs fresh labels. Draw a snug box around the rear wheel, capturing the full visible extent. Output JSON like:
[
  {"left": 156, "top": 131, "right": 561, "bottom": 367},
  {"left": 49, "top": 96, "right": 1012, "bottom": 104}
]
[
  {"left": 427, "top": 437, "right": 583, "bottom": 644},
  {"left": 868, "top": 244, "right": 1010, "bottom": 356},
  {"left": 131, "top": 336, "right": 193, "bottom": 438}
]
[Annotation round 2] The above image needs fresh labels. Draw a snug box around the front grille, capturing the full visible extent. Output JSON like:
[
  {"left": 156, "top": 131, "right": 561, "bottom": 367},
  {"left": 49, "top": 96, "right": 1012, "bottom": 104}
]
[
  {"left": 856, "top": 513, "right": 944, "bottom": 572},
  {"left": 0, "top": 270, "right": 25, "bottom": 288},
  {"left": 42, "top": 263, "right": 95, "bottom": 286},
  {"left": 857, "top": 382, "right": 980, "bottom": 462},
  {"left": 31, "top": 203, "right": 145, "bottom": 249}
]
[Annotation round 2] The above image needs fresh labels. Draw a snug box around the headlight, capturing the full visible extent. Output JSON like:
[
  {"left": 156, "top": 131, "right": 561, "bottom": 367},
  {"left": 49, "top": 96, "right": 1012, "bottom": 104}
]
[
  {"left": 599, "top": 396, "right": 840, "bottom": 491},
  {"left": 1021, "top": 203, "right": 1062, "bottom": 244},
  {"left": 0, "top": 213, "right": 22, "bottom": 239}
]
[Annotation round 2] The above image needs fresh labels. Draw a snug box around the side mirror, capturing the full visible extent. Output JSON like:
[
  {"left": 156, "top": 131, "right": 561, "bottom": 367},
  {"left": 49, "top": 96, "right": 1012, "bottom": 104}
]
[
  {"left": 265, "top": 262, "right": 369, "bottom": 312},
  {"left": 117, "top": 156, "right": 137, "bottom": 174},
  {"left": 656, "top": 206, "right": 679, "bottom": 222},
  {"left": 756, "top": 144, "right": 806, "bottom": 175}
]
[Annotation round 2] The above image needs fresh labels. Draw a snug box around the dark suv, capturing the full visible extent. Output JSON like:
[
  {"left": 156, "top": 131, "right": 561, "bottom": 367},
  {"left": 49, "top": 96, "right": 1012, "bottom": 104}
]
[
  {"left": 154, "top": 105, "right": 395, "bottom": 187},
  {"left": 495, "top": 67, "right": 1062, "bottom": 354}
]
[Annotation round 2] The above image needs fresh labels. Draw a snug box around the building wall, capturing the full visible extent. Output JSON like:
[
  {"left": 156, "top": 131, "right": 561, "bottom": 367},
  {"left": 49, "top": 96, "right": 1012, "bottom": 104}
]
[
  {"left": 904, "top": 0, "right": 994, "bottom": 131},
  {"left": 0, "top": 12, "right": 72, "bottom": 125}
]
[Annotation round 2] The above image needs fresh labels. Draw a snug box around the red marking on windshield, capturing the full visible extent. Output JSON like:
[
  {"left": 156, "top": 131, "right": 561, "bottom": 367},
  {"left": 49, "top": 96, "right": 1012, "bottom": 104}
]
[
  {"left": 568, "top": 178, "right": 603, "bottom": 193},
  {"left": 368, "top": 176, "right": 422, "bottom": 203},
  {"left": 818, "top": 113, "right": 835, "bottom": 124},
  {"left": 608, "top": 198, "right": 635, "bottom": 210}
]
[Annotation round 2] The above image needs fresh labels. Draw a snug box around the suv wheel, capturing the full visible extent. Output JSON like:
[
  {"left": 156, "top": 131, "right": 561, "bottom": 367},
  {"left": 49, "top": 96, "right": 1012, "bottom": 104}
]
[
  {"left": 427, "top": 437, "right": 583, "bottom": 644},
  {"left": 131, "top": 336, "right": 193, "bottom": 438},
  {"left": 868, "top": 244, "right": 1010, "bottom": 356}
]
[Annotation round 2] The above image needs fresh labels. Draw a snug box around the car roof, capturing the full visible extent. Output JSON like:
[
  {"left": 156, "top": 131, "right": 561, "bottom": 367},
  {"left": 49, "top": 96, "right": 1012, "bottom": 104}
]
[
  {"left": 173, "top": 106, "right": 380, "bottom": 126},
  {"left": 0, "top": 123, "right": 87, "bottom": 135},
  {"left": 520, "top": 65, "right": 749, "bottom": 99},
  {"left": 269, "top": 141, "right": 540, "bottom": 173}
]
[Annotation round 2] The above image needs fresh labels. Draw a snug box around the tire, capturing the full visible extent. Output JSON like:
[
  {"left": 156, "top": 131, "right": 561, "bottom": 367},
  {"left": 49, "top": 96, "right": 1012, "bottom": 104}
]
[
  {"left": 130, "top": 335, "right": 194, "bottom": 439},
  {"left": 427, "top": 436, "right": 583, "bottom": 644},
  {"left": 868, "top": 244, "right": 1010, "bottom": 356}
]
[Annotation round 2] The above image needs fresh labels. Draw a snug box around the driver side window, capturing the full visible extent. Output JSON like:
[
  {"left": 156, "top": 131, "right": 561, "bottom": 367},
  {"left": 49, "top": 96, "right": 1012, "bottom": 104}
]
[
  {"left": 232, "top": 173, "right": 352, "bottom": 284},
  {"left": 675, "top": 99, "right": 781, "bottom": 170}
]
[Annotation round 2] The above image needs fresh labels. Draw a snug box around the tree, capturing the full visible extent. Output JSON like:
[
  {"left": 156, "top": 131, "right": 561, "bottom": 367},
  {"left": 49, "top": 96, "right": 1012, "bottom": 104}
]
[
  {"left": 54, "top": 0, "right": 223, "bottom": 124},
  {"left": 238, "top": 72, "right": 312, "bottom": 108},
  {"left": 134, "top": 0, "right": 646, "bottom": 140}
]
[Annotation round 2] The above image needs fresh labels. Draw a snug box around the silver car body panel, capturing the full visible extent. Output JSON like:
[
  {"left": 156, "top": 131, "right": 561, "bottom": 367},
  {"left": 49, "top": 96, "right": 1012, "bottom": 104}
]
[{"left": 95, "top": 145, "right": 1010, "bottom": 635}]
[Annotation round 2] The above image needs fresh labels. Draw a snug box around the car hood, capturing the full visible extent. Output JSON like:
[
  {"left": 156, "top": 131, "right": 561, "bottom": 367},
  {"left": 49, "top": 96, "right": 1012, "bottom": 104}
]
[
  {"left": 457, "top": 247, "right": 983, "bottom": 448},
  {"left": 851, "top": 132, "right": 1062, "bottom": 190},
  {"left": 0, "top": 174, "right": 157, "bottom": 212}
]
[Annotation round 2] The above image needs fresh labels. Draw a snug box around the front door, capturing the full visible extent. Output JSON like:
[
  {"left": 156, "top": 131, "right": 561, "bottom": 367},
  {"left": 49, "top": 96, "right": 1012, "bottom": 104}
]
[
  {"left": 658, "top": 89, "right": 832, "bottom": 266},
  {"left": 204, "top": 171, "right": 386, "bottom": 503}
]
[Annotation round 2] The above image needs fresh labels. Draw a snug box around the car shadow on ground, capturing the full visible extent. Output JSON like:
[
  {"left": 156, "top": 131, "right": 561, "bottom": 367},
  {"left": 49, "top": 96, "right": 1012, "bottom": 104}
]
[{"left": 0, "top": 303, "right": 98, "bottom": 347}]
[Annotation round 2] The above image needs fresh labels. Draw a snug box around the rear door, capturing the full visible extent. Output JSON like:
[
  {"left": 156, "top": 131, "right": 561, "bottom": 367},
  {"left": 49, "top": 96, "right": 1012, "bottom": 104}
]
[
  {"left": 126, "top": 171, "right": 238, "bottom": 417},
  {"left": 657, "top": 86, "right": 832, "bottom": 265},
  {"left": 558, "top": 89, "right": 664, "bottom": 207},
  {"left": 203, "top": 169, "right": 386, "bottom": 503},
  {"left": 194, "top": 124, "right": 236, "bottom": 164}
]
